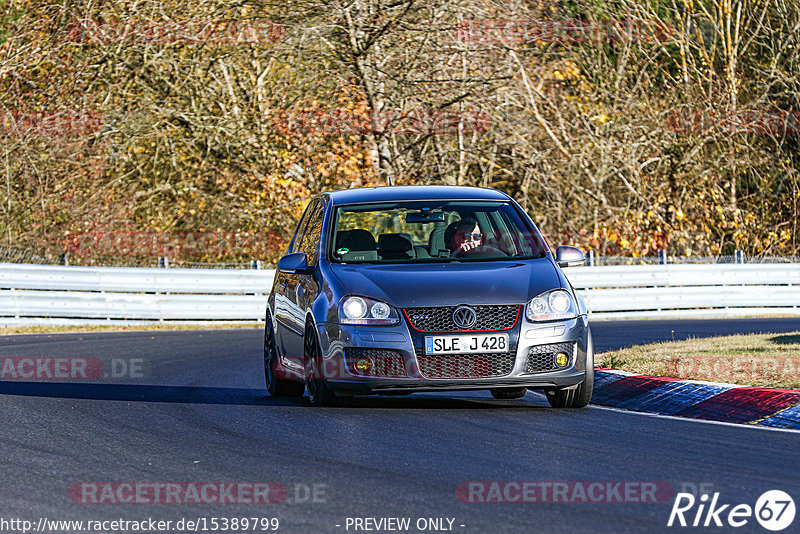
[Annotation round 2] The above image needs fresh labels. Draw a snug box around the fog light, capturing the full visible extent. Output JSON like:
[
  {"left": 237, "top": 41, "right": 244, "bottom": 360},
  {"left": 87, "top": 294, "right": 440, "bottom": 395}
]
[
  {"left": 355, "top": 358, "right": 372, "bottom": 374},
  {"left": 555, "top": 352, "right": 569, "bottom": 367}
]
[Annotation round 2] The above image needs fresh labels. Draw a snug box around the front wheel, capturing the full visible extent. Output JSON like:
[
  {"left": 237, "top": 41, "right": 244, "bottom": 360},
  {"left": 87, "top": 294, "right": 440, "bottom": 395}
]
[
  {"left": 545, "top": 369, "right": 593, "bottom": 408},
  {"left": 546, "top": 331, "right": 594, "bottom": 408},
  {"left": 264, "top": 312, "right": 304, "bottom": 397},
  {"left": 303, "top": 323, "right": 341, "bottom": 407}
]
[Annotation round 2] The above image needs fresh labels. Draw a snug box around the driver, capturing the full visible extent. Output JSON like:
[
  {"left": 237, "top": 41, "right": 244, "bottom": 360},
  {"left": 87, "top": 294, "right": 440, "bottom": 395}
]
[{"left": 445, "top": 218, "right": 484, "bottom": 255}]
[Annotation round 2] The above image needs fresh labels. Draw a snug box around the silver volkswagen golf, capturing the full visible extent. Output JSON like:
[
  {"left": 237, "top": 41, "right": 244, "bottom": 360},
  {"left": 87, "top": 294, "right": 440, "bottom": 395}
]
[{"left": 264, "top": 186, "right": 593, "bottom": 407}]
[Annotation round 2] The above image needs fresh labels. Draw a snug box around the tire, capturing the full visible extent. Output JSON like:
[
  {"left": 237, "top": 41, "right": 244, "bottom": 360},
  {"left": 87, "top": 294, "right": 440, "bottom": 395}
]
[
  {"left": 303, "top": 323, "right": 341, "bottom": 407},
  {"left": 546, "top": 330, "right": 594, "bottom": 408},
  {"left": 264, "top": 311, "right": 304, "bottom": 398},
  {"left": 545, "top": 371, "right": 593, "bottom": 408},
  {"left": 490, "top": 387, "right": 527, "bottom": 400}
]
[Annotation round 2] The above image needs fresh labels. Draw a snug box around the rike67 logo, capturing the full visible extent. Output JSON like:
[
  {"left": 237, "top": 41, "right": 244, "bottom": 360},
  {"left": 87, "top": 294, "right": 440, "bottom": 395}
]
[{"left": 668, "top": 490, "right": 795, "bottom": 531}]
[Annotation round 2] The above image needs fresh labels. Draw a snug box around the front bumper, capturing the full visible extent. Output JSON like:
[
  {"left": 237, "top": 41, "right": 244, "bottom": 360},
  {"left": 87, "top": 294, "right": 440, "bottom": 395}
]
[{"left": 315, "top": 314, "right": 591, "bottom": 395}]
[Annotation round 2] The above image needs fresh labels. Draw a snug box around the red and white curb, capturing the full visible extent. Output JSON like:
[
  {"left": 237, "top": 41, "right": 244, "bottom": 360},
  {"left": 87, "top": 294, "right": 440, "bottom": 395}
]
[{"left": 591, "top": 369, "right": 800, "bottom": 429}]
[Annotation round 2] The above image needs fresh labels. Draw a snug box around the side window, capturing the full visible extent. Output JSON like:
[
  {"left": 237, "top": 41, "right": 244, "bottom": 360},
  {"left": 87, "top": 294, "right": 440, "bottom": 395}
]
[
  {"left": 297, "top": 201, "right": 324, "bottom": 264},
  {"left": 289, "top": 201, "right": 316, "bottom": 254}
]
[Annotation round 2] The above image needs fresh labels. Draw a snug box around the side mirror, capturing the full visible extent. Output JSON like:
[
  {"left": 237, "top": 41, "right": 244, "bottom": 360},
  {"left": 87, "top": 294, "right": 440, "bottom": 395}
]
[
  {"left": 277, "top": 252, "right": 312, "bottom": 274},
  {"left": 555, "top": 246, "right": 586, "bottom": 268}
]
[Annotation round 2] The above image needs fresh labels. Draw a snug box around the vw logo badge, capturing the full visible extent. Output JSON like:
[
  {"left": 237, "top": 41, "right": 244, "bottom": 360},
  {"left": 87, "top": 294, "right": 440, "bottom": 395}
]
[{"left": 452, "top": 305, "right": 477, "bottom": 329}]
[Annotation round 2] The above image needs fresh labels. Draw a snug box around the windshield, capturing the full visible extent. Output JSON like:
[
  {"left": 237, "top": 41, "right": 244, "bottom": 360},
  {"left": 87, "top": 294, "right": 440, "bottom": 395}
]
[{"left": 329, "top": 200, "right": 549, "bottom": 263}]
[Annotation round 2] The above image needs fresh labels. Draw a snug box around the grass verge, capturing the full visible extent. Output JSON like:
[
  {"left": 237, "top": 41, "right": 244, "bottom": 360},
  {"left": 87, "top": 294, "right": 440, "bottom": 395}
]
[{"left": 597, "top": 332, "right": 800, "bottom": 389}]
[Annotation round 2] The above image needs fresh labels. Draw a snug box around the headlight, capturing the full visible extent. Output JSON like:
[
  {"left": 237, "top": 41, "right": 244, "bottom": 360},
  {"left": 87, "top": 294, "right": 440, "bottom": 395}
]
[
  {"left": 525, "top": 289, "right": 577, "bottom": 322},
  {"left": 371, "top": 302, "right": 391, "bottom": 319},
  {"left": 339, "top": 296, "right": 399, "bottom": 325},
  {"left": 342, "top": 296, "right": 368, "bottom": 319}
]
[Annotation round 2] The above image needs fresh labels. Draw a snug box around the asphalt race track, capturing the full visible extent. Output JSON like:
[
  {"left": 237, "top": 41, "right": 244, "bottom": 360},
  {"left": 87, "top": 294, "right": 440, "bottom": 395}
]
[{"left": 1, "top": 318, "right": 800, "bottom": 533}]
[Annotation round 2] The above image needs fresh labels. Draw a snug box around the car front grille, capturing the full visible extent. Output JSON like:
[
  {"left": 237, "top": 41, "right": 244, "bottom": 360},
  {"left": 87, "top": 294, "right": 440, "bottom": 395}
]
[
  {"left": 525, "top": 342, "right": 575, "bottom": 373},
  {"left": 345, "top": 348, "right": 408, "bottom": 378},
  {"left": 403, "top": 305, "right": 520, "bottom": 332},
  {"left": 416, "top": 353, "right": 516, "bottom": 379}
]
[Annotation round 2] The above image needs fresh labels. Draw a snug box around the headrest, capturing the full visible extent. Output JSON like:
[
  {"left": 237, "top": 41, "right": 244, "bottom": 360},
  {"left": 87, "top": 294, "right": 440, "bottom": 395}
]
[
  {"left": 378, "top": 233, "right": 413, "bottom": 252},
  {"left": 336, "top": 229, "right": 376, "bottom": 251}
]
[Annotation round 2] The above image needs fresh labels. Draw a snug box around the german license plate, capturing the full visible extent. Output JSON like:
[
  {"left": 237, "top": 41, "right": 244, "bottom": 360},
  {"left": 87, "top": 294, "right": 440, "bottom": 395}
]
[{"left": 424, "top": 334, "right": 509, "bottom": 355}]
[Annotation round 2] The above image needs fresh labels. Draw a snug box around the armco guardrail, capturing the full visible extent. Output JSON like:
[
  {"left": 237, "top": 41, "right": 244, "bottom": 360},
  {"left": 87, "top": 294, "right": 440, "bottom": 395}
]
[
  {"left": 0, "top": 262, "right": 799, "bottom": 325},
  {"left": 0, "top": 263, "right": 276, "bottom": 324},
  {"left": 565, "top": 263, "right": 800, "bottom": 319}
]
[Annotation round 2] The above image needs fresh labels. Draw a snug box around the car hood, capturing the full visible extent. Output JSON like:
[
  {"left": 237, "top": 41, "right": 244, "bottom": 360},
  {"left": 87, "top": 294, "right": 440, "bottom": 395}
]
[{"left": 329, "top": 258, "right": 563, "bottom": 307}]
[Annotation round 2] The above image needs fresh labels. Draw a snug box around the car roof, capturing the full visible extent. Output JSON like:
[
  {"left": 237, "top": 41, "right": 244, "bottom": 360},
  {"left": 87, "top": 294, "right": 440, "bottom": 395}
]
[{"left": 324, "top": 185, "right": 511, "bottom": 205}]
